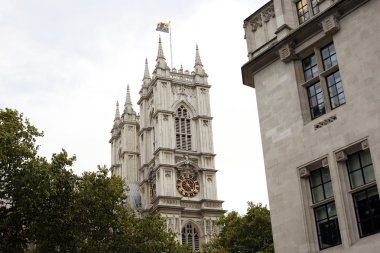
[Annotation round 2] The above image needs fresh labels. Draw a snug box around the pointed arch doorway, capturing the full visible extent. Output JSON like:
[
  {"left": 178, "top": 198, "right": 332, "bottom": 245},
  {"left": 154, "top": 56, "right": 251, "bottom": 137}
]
[{"left": 181, "top": 223, "right": 200, "bottom": 252}]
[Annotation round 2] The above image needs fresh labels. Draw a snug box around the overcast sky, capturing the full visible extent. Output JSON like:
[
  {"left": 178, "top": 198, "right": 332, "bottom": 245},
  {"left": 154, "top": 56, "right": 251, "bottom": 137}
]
[{"left": 0, "top": 0, "right": 269, "bottom": 214}]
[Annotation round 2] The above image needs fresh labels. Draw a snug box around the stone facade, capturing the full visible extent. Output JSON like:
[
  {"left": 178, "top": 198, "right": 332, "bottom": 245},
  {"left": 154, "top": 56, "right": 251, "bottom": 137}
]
[
  {"left": 110, "top": 38, "right": 225, "bottom": 251},
  {"left": 242, "top": 0, "right": 380, "bottom": 252}
]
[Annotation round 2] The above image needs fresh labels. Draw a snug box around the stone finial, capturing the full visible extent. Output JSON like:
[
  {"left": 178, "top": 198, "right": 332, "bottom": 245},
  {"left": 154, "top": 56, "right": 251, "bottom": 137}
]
[
  {"left": 157, "top": 35, "right": 166, "bottom": 60},
  {"left": 195, "top": 44, "right": 203, "bottom": 67},
  {"left": 194, "top": 44, "right": 206, "bottom": 76},
  {"left": 124, "top": 85, "right": 135, "bottom": 114},
  {"left": 154, "top": 36, "right": 169, "bottom": 73},
  {"left": 143, "top": 58, "right": 151, "bottom": 80},
  {"left": 114, "top": 101, "right": 120, "bottom": 121}
]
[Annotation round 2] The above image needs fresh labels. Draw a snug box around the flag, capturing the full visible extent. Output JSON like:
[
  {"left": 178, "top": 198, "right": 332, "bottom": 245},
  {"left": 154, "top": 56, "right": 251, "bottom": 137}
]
[{"left": 156, "top": 22, "right": 170, "bottom": 33}]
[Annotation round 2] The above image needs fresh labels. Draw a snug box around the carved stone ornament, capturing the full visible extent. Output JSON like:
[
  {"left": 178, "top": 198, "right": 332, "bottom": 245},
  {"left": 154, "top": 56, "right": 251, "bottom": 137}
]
[
  {"left": 299, "top": 167, "right": 310, "bottom": 178},
  {"left": 335, "top": 151, "right": 347, "bottom": 162},
  {"left": 250, "top": 16, "right": 262, "bottom": 31},
  {"left": 321, "top": 14, "right": 340, "bottom": 35},
  {"left": 279, "top": 43, "right": 296, "bottom": 63},
  {"left": 361, "top": 139, "right": 369, "bottom": 150},
  {"left": 322, "top": 157, "right": 329, "bottom": 168},
  {"left": 163, "top": 114, "right": 169, "bottom": 121},
  {"left": 203, "top": 120, "right": 209, "bottom": 127},
  {"left": 262, "top": 4, "right": 275, "bottom": 23}
]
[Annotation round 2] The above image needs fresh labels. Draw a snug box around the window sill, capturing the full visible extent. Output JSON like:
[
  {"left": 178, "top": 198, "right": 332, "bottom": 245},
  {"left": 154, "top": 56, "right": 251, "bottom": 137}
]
[
  {"left": 300, "top": 75, "right": 320, "bottom": 87},
  {"left": 310, "top": 197, "right": 335, "bottom": 208},
  {"left": 320, "top": 64, "right": 339, "bottom": 77},
  {"left": 348, "top": 181, "right": 377, "bottom": 194}
]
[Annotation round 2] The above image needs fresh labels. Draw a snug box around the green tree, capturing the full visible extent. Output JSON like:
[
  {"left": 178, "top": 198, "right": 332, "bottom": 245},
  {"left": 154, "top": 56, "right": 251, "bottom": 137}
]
[
  {"left": 204, "top": 202, "right": 274, "bottom": 253},
  {"left": 0, "top": 108, "right": 190, "bottom": 253}
]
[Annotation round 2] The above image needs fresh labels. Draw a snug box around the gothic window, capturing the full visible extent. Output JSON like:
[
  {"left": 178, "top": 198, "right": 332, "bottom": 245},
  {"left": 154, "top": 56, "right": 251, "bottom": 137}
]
[
  {"left": 182, "top": 223, "right": 200, "bottom": 252},
  {"left": 309, "top": 167, "right": 341, "bottom": 249},
  {"left": 175, "top": 106, "right": 192, "bottom": 151}
]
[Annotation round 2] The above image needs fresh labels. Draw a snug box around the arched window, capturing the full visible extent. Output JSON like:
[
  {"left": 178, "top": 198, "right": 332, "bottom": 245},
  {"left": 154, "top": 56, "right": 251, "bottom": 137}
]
[
  {"left": 175, "top": 106, "right": 192, "bottom": 150},
  {"left": 181, "top": 223, "right": 200, "bottom": 252}
]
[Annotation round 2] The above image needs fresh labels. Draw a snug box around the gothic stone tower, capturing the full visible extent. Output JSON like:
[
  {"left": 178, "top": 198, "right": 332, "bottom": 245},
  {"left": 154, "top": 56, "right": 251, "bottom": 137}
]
[{"left": 110, "top": 37, "right": 225, "bottom": 251}]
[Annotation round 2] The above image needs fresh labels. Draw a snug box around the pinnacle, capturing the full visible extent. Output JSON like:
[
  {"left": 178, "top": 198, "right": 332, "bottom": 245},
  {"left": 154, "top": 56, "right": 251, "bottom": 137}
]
[
  {"left": 195, "top": 44, "right": 203, "bottom": 67},
  {"left": 114, "top": 101, "right": 120, "bottom": 121},
  {"left": 157, "top": 35, "right": 166, "bottom": 60}
]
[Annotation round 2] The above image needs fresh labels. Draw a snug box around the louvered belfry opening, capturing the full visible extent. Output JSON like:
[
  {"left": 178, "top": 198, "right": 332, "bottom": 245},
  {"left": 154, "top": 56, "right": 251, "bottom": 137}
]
[
  {"left": 175, "top": 106, "right": 192, "bottom": 151},
  {"left": 181, "top": 223, "right": 200, "bottom": 252}
]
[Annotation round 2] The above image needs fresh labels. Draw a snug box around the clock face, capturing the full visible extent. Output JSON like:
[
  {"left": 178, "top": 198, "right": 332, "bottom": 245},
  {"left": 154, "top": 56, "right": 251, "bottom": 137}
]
[{"left": 176, "top": 174, "right": 200, "bottom": 197}]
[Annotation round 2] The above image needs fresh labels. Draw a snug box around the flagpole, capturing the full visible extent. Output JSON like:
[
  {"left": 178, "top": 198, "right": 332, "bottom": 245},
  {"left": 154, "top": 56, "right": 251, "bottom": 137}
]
[{"left": 169, "top": 21, "right": 173, "bottom": 69}]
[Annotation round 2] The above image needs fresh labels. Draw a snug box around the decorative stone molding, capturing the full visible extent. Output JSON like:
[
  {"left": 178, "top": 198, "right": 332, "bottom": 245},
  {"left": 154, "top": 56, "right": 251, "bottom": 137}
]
[
  {"left": 278, "top": 43, "right": 296, "bottom": 63},
  {"left": 163, "top": 114, "right": 169, "bottom": 121},
  {"left": 262, "top": 5, "right": 275, "bottom": 23},
  {"left": 336, "top": 151, "right": 347, "bottom": 162},
  {"left": 321, "top": 14, "right": 340, "bottom": 35},
  {"left": 182, "top": 202, "right": 201, "bottom": 209},
  {"left": 202, "top": 120, "right": 209, "bottom": 126},
  {"left": 204, "top": 202, "right": 222, "bottom": 208},
  {"left": 250, "top": 16, "right": 262, "bottom": 31},
  {"left": 314, "top": 115, "right": 337, "bottom": 130},
  {"left": 361, "top": 139, "right": 369, "bottom": 150},
  {"left": 299, "top": 167, "right": 310, "bottom": 178},
  {"left": 322, "top": 157, "right": 329, "bottom": 168}
]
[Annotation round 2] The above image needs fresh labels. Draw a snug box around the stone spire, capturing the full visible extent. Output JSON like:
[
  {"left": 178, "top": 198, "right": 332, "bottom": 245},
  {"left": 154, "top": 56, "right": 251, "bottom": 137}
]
[
  {"left": 195, "top": 44, "right": 203, "bottom": 67},
  {"left": 143, "top": 58, "right": 151, "bottom": 80},
  {"left": 157, "top": 35, "right": 166, "bottom": 60},
  {"left": 114, "top": 101, "right": 120, "bottom": 125},
  {"left": 154, "top": 36, "right": 169, "bottom": 73},
  {"left": 124, "top": 85, "right": 135, "bottom": 114},
  {"left": 194, "top": 44, "right": 206, "bottom": 76}
]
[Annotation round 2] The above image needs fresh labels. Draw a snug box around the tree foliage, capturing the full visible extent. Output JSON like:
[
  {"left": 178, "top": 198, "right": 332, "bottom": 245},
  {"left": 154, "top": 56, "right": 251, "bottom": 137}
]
[
  {"left": 203, "top": 202, "right": 274, "bottom": 253},
  {"left": 0, "top": 108, "right": 189, "bottom": 253}
]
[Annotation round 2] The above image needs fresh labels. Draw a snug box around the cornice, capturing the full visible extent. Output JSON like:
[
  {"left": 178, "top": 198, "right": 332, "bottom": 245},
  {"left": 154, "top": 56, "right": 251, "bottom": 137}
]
[{"left": 241, "top": 0, "right": 370, "bottom": 88}]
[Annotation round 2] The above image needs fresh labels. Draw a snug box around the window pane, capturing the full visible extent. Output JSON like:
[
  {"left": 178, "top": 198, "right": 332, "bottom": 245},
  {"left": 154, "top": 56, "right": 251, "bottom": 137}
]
[
  {"left": 315, "top": 205, "right": 328, "bottom": 221},
  {"left": 360, "top": 149, "right": 372, "bottom": 166},
  {"left": 327, "top": 202, "right": 337, "bottom": 217},
  {"left": 324, "top": 182, "right": 333, "bottom": 199},
  {"left": 350, "top": 170, "right": 364, "bottom": 188},
  {"left": 313, "top": 185, "right": 325, "bottom": 203},
  {"left": 353, "top": 187, "right": 380, "bottom": 237},
  {"left": 310, "top": 171, "right": 321, "bottom": 186},
  {"left": 347, "top": 153, "right": 360, "bottom": 172},
  {"left": 321, "top": 167, "right": 331, "bottom": 182},
  {"left": 363, "top": 165, "right": 375, "bottom": 184}
]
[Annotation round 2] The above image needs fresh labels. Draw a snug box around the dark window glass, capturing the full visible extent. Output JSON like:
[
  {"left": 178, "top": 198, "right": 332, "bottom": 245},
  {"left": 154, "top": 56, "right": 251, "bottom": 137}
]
[
  {"left": 326, "top": 71, "right": 345, "bottom": 109},
  {"left": 310, "top": 167, "right": 333, "bottom": 203},
  {"left": 321, "top": 43, "right": 338, "bottom": 70},
  {"left": 347, "top": 149, "right": 375, "bottom": 189},
  {"left": 353, "top": 186, "right": 380, "bottom": 237},
  {"left": 175, "top": 106, "right": 192, "bottom": 151},
  {"left": 311, "top": 0, "right": 320, "bottom": 15},
  {"left": 307, "top": 82, "right": 325, "bottom": 119},
  {"left": 314, "top": 202, "right": 342, "bottom": 249},
  {"left": 302, "top": 54, "right": 319, "bottom": 81},
  {"left": 296, "top": 0, "right": 309, "bottom": 24}
]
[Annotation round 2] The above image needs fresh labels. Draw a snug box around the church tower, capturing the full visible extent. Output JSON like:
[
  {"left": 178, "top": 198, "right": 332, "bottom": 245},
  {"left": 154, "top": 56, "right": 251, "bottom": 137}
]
[{"left": 111, "top": 37, "right": 225, "bottom": 251}]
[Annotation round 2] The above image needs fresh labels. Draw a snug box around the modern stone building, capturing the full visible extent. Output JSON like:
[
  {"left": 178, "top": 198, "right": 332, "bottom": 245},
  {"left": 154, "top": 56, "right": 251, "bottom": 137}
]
[
  {"left": 241, "top": 0, "right": 380, "bottom": 252},
  {"left": 110, "top": 37, "right": 225, "bottom": 251}
]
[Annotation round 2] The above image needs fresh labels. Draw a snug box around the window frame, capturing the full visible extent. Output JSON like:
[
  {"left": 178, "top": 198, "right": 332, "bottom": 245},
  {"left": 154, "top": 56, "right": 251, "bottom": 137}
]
[
  {"left": 295, "top": 0, "right": 321, "bottom": 25},
  {"left": 175, "top": 105, "right": 192, "bottom": 151},
  {"left": 298, "top": 42, "right": 346, "bottom": 121}
]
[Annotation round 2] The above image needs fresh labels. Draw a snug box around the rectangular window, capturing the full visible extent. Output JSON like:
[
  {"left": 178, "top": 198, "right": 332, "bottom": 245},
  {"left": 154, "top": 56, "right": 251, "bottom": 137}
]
[
  {"left": 296, "top": 0, "right": 320, "bottom": 24},
  {"left": 310, "top": 167, "right": 333, "bottom": 203},
  {"left": 307, "top": 82, "right": 325, "bottom": 119},
  {"left": 344, "top": 147, "right": 380, "bottom": 238},
  {"left": 321, "top": 43, "right": 338, "bottom": 70},
  {"left": 314, "top": 202, "right": 342, "bottom": 249},
  {"left": 299, "top": 42, "right": 345, "bottom": 121},
  {"left": 327, "top": 71, "right": 346, "bottom": 109},
  {"left": 353, "top": 186, "right": 380, "bottom": 237},
  {"left": 347, "top": 149, "right": 375, "bottom": 189},
  {"left": 296, "top": 0, "right": 309, "bottom": 24},
  {"left": 311, "top": 0, "right": 320, "bottom": 15},
  {"left": 309, "top": 167, "right": 342, "bottom": 249},
  {"left": 303, "top": 54, "right": 319, "bottom": 81}
]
